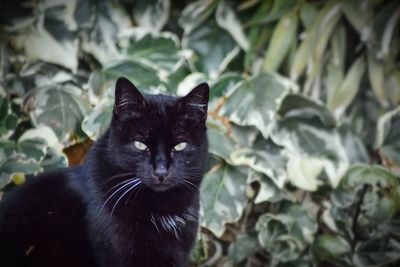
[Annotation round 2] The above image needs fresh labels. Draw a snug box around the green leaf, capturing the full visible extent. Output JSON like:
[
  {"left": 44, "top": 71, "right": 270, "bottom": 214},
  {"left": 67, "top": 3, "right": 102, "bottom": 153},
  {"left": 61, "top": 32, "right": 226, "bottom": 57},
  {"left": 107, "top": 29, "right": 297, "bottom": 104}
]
[
  {"left": 263, "top": 11, "right": 298, "bottom": 72},
  {"left": 339, "top": 164, "right": 398, "bottom": 191},
  {"left": 207, "top": 127, "right": 237, "bottom": 165},
  {"left": 249, "top": 171, "right": 295, "bottom": 204},
  {"left": 353, "top": 238, "right": 400, "bottom": 267},
  {"left": 132, "top": 0, "right": 170, "bottom": 33},
  {"left": 24, "top": 85, "right": 90, "bottom": 142},
  {"left": 0, "top": 96, "right": 18, "bottom": 138},
  {"left": 312, "top": 235, "right": 351, "bottom": 260},
  {"left": 328, "top": 55, "right": 365, "bottom": 119},
  {"left": 182, "top": 19, "right": 239, "bottom": 77},
  {"left": 272, "top": 94, "right": 348, "bottom": 188},
  {"left": 221, "top": 73, "right": 296, "bottom": 138},
  {"left": 200, "top": 164, "right": 248, "bottom": 237},
  {"left": 121, "top": 33, "right": 189, "bottom": 72},
  {"left": 290, "top": 1, "right": 341, "bottom": 81},
  {"left": 40, "top": 147, "right": 68, "bottom": 172},
  {"left": 0, "top": 139, "right": 47, "bottom": 189},
  {"left": 368, "top": 52, "right": 388, "bottom": 107},
  {"left": 102, "top": 60, "right": 161, "bottom": 89},
  {"left": 81, "top": 1, "right": 130, "bottom": 64},
  {"left": 215, "top": 1, "right": 249, "bottom": 51},
  {"left": 228, "top": 232, "right": 260, "bottom": 263},
  {"left": 10, "top": 0, "right": 84, "bottom": 71},
  {"left": 82, "top": 98, "right": 113, "bottom": 141},
  {"left": 286, "top": 152, "right": 324, "bottom": 191},
  {"left": 299, "top": 2, "right": 318, "bottom": 29},
  {"left": 230, "top": 137, "right": 287, "bottom": 188},
  {"left": 256, "top": 205, "right": 318, "bottom": 262},
  {"left": 178, "top": 0, "right": 219, "bottom": 34},
  {"left": 375, "top": 107, "right": 400, "bottom": 166},
  {"left": 277, "top": 94, "right": 336, "bottom": 127}
]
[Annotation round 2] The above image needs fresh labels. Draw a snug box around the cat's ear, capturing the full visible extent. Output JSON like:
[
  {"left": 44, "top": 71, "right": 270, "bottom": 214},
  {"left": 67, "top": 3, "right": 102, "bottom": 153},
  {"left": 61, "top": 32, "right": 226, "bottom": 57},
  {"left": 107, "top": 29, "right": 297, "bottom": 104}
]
[
  {"left": 177, "top": 83, "right": 209, "bottom": 122},
  {"left": 113, "top": 77, "right": 146, "bottom": 121}
]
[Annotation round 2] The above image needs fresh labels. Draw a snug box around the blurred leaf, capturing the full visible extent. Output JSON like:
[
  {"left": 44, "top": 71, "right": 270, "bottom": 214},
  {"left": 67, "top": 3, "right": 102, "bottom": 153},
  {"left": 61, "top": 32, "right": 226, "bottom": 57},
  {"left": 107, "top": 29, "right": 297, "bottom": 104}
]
[
  {"left": 81, "top": 1, "right": 131, "bottom": 65},
  {"left": 0, "top": 96, "right": 18, "bottom": 138},
  {"left": 368, "top": 52, "right": 388, "bottom": 107},
  {"left": 216, "top": 1, "right": 249, "bottom": 51},
  {"left": 221, "top": 73, "right": 296, "bottom": 138},
  {"left": 82, "top": 98, "right": 113, "bottom": 141},
  {"left": 290, "top": 1, "right": 341, "bottom": 81},
  {"left": 286, "top": 153, "right": 324, "bottom": 191},
  {"left": 231, "top": 137, "right": 287, "bottom": 188},
  {"left": 207, "top": 127, "right": 236, "bottom": 165},
  {"left": 182, "top": 19, "right": 239, "bottom": 77},
  {"left": 339, "top": 164, "right": 398, "bottom": 191},
  {"left": 299, "top": 2, "right": 317, "bottom": 29},
  {"left": 375, "top": 107, "right": 400, "bottom": 167},
  {"left": 121, "top": 32, "right": 189, "bottom": 72},
  {"left": 228, "top": 232, "right": 260, "bottom": 263},
  {"left": 200, "top": 164, "right": 248, "bottom": 237},
  {"left": 272, "top": 94, "right": 348, "bottom": 188},
  {"left": 11, "top": 1, "right": 80, "bottom": 72},
  {"left": 328, "top": 55, "right": 365, "bottom": 119},
  {"left": 178, "top": 0, "right": 220, "bottom": 34},
  {"left": 246, "top": 0, "right": 298, "bottom": 27},
  {"left": 312, "top": 235, "right": 351, "bottom": 260},
  {"left": 353, "top": 238, "right": 400, "bottom": 267},
  {"left": 0, "top": 138, "right": 47, "bottom": 188},
  {"left": 24, "top": 85, "right": 90, "bottom": 142},
  {"left": 40, "top": 147, "right": 68, "bottom": 172},
  {"left": 132, "top": 0, "right": 170, "bottom": 33},
  {"left": 338, "top": 125, "right": 370, "bottom": 164},
  {"left": 256, "top": 205, "right": 318, "bottom": 262},
  {"left": 277, "top": 94, "right": 336, "bottom": 127},
  {"left": 263, "top": 11, "right": 298, "bottom": 72},
  {"left": 102, "top": 60, "right": 161, "bottom": 89}
]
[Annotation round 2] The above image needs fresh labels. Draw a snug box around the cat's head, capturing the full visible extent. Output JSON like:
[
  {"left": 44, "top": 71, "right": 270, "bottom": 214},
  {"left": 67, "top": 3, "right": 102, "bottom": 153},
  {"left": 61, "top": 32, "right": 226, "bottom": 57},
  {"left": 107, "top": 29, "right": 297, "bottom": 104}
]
[{"left": 106, "top": 77, "right": 209, "bottom": 192}]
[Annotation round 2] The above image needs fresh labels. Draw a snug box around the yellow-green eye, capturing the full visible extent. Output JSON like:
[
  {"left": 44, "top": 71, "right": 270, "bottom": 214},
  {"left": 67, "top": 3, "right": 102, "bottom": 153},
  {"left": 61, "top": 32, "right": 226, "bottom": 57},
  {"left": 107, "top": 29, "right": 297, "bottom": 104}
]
[
  {"left": 134, "top": 141, "right": 147, "bottom": 151},
  {"left": 173, "top": 142, "right": 187, "bottom": 151}
]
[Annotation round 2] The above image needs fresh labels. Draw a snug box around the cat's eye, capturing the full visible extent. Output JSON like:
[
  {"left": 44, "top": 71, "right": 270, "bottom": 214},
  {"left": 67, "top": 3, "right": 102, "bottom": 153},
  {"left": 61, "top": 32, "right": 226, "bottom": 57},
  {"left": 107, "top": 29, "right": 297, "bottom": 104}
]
[
  {"left": 133, "top": 141, "right": 147, "bottom": 151},
  {"left": 173, "top": 142, "right": 187, "bottom": 151}
]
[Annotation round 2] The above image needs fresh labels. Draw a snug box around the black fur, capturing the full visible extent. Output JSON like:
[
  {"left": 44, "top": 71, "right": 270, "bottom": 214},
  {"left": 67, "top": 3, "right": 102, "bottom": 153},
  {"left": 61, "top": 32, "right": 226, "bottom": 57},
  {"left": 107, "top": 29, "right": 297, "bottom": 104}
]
[{"left": 0, "top": 77, "right": 209, "bottom": 267}]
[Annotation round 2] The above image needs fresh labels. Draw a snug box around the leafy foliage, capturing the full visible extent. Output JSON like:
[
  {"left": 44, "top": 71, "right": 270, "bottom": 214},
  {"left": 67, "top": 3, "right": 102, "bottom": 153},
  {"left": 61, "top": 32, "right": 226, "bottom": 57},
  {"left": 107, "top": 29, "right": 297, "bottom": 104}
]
[{"left": 1, "top": 0, "right": 400, "bottom": 266}]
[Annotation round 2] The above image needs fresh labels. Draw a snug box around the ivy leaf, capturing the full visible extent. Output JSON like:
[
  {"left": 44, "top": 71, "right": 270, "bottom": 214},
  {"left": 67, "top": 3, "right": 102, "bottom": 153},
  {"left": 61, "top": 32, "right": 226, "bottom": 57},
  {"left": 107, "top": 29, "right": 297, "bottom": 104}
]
[
  {"left": 311, "top": 235, "right": 351, "bottom": 261},
  {"left": 256, "top": 205, "right": 318, "bottom": 262},
  {"left": 272, "top": 94, "right": 348, "bottom": 188},
  {"left": 0, "top": 139, "right": 47, "bottom": 189},
  {"left": 200, "top": 164, "right": 248, "bottom": 237},
  {"left": 228, "top": 232, "right": 260, "bottom": 263},
  {"left": 102, "top": 60, "right": 161, "bottom": 89},
  {"left": 132, "top": 0, "right": 170, "bottom": 34},
  {"left": 375, "top": 107, "right": 400, "bottom": 168},
  {"left": 230, "top": 137, "right": 287, "bottom": 188},
  {"left": 0, "top": 96, "right": 18, "bottom": 138},
  {"left": 353, "top": 238, "right": 400, "bottom": 267},
  {"left": 24, "top": 85, "right": 90, "bottom": 142},
  {"left": 121, "top": 33, "right": 190, "bottom": 72},
  {"left": 221, "top": 73, "right": 296, "bottom": 139},
  {"left": 182, "top": 19, "right": 239, "bottom": 77}
]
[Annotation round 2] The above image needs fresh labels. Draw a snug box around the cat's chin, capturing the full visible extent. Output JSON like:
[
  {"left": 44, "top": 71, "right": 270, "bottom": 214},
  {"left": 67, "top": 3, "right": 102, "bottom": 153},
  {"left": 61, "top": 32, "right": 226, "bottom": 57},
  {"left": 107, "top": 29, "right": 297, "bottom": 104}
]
[{"left": 149, "top": 183, "right": 174, "bottom": 192}]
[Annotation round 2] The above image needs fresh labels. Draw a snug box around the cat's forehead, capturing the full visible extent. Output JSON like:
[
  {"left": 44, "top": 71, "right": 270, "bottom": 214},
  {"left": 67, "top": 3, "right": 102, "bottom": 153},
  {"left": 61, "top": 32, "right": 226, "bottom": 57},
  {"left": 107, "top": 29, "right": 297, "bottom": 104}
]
[{"left": 133, "top": 94, "right": 186, "bottom": 139}]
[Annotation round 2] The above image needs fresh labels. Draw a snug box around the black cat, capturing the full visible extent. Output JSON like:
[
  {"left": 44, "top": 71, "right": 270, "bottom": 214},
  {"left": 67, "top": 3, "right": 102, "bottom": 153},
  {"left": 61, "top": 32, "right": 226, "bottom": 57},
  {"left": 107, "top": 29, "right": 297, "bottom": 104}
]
[{"left": 0, "top": 77, "right": 209, "bottom": 267}]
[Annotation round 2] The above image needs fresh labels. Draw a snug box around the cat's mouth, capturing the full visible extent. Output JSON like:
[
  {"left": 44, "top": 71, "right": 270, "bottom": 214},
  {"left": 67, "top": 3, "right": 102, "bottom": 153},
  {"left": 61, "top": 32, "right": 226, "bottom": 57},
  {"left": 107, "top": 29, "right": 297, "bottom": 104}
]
[{"left": 150, "top": 182, "right": 173, "bottom": 192}]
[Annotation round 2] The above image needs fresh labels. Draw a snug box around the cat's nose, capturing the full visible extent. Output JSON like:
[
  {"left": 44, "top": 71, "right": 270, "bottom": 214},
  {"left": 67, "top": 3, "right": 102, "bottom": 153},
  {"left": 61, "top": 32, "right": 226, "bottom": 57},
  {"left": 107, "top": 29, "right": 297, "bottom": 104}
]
[{"left": 154, "top": 166, "right": 168, "bottom": 182}]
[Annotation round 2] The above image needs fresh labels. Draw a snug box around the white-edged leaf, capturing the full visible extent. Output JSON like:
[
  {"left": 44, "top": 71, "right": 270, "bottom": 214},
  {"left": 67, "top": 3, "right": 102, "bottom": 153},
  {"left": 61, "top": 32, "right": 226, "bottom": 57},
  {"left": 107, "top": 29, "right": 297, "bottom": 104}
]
[
  {"left": 216, "top": 1, "right": 249, "bottom": 51},
  {"left": 221, "top": 73, "right": 297, "bottom": 138},
  {"left": 200, "top": 164, "right": 248, "bottom": 237}
]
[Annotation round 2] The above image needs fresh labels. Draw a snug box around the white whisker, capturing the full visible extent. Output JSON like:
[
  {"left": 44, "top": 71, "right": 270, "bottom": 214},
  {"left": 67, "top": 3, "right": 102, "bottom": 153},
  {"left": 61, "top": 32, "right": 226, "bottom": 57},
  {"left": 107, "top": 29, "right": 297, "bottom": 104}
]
[
  {"left": 110, "top": 181, "right": 142, "bottom": 217},
  {"left": 100, "top": 178, "right": 139, "bottom": 212}
]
